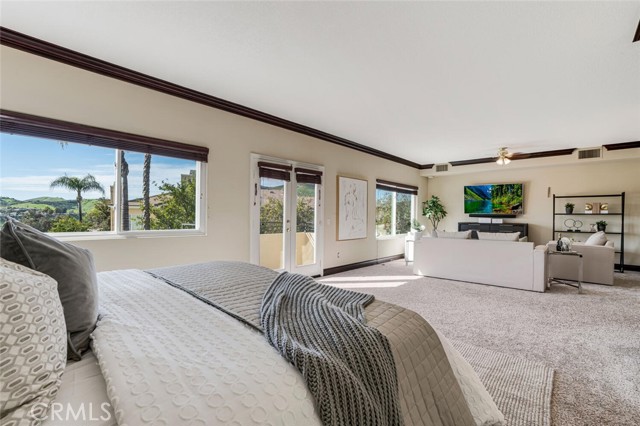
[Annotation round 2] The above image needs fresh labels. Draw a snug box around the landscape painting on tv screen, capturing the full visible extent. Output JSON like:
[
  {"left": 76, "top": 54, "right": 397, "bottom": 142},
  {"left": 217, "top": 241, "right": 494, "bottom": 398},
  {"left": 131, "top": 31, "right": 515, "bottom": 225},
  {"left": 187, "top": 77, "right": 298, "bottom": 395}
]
[{"left": 464, "top": 183, "right": 524, "bottom": 215}]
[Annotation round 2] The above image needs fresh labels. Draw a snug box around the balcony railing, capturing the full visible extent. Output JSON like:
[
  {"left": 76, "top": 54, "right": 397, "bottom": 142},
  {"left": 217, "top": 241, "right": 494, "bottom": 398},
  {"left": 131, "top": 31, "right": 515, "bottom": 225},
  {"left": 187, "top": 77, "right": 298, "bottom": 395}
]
[{"left": 260, "top": 221, "right": 314, "bottom": 234}]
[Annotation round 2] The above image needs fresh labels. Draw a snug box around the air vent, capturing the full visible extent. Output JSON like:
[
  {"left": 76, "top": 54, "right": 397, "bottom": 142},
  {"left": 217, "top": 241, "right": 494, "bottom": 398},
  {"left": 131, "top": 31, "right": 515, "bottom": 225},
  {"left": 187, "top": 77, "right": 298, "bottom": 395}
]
[
  {"left": 577, "top": 148, "right": 601, "bottom": 159},
  {"left": 435, "top": 164, "right": 449, "bottom": 172}
]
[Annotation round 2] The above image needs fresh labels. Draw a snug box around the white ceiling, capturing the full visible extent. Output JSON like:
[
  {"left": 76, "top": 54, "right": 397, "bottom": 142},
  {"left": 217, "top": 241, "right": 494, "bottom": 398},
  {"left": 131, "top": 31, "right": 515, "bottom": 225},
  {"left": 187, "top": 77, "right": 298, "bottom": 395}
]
[{"left": 1, "top": 1, "right": 639, "bottom": 165}]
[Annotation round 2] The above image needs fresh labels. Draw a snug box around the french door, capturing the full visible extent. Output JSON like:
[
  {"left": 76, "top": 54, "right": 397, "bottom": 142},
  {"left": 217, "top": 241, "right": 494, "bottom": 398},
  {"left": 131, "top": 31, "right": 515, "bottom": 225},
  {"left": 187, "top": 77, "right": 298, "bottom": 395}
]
[{"left": 250, "top": 154, "right": 324, "bottom": 276}]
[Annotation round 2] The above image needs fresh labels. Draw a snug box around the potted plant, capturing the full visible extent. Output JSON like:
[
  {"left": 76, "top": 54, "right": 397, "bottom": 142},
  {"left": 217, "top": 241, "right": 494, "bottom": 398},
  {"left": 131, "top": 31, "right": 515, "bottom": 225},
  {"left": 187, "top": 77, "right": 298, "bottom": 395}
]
[
  {"left": 565, "top": 202, "right": 575, "bottom": 214},
  {"left": 422, "top": 196, "right": 447, "bottom": 237},
  {"left": 595, "top": 220, "right": 607, "bottom": 232}
]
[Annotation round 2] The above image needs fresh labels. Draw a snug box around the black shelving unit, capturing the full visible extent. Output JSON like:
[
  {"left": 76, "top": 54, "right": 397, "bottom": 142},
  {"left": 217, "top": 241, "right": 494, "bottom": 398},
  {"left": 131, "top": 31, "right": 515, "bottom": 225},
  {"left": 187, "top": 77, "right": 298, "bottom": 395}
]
[{"left": 552, "top": 193, "right": 625, "bottom": 272}]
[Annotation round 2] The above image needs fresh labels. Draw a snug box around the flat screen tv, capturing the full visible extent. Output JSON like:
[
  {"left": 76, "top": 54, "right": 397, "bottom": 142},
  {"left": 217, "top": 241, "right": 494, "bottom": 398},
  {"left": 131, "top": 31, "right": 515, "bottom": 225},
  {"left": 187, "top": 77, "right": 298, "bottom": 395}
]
[{"left": 464, "top": 183, "right": 524, "bottom": 216}]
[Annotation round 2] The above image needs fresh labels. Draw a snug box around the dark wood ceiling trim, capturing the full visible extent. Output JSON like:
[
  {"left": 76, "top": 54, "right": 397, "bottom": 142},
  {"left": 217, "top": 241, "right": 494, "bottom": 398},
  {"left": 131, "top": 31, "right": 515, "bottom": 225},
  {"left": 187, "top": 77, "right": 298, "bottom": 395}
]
[
  {"left": 603, "top": 141, "right": 640, "bottom": 151},
  {"left": 419, "top": 164, "right": 434, "bottom": 170},
  {"left": 448, "top": 148, "right": 576, "bottom": 167},
  {"left": 375, "top": 179, "right": 419, "bottom": 191},
  {"left": 0, "top": 26, "right": 421, "bottom": 169},
  {"left": 509, "top": 148, "right": 575, "bottom": 160},
  {"left": 449, "top": 156, "right": 496, "bottom": 167},
  {"left": 0, "top": 109, "right": 209, "bottom": 162}
]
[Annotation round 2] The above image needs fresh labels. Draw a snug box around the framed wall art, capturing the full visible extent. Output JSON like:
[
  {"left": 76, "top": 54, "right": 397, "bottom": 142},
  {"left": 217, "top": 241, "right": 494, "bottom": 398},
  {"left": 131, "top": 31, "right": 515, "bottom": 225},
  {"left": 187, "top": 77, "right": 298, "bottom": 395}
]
[{"left": 337, "top": 176, "right": 368, "bottom": 240}]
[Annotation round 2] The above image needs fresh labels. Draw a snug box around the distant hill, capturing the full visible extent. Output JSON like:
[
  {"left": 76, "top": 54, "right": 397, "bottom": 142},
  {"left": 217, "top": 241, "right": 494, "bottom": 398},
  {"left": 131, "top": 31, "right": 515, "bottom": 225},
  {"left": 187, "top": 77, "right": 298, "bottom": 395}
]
[
  {"left": 0, "top": 197, "right": 19, "bottom": 207},
  {"left": 25, "top": 197, "right": 67, "bottom": 203},
  {"left": 0, "top": 196, "right": 103, "bottom": 213},
  {"left": 11, "top": 202, "right": 56, "bottom": 209},
  {"left": 261, "top": 182, "right": 315, "bottom": 198}
]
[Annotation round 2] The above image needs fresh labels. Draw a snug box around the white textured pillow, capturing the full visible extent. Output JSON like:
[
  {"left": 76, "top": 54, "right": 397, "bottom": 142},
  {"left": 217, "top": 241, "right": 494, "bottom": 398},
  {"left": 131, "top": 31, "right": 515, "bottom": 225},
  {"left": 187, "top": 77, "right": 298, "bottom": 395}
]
[
  {"left": 437, "top": 230, "right": 472, "bottom": 239},
  {"left": 477, "top": 232, "right": 520, "bottom": 242},
  {"left": 0, "top": 258, "right": 67, "bottom": 425},
  {"left": 584, "top": 231, "right": 607, "bottom": 246}
]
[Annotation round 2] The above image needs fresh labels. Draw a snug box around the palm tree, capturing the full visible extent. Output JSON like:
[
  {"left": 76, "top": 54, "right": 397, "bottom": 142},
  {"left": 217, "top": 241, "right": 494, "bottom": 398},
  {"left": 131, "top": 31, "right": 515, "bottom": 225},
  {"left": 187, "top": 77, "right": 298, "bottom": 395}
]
[
  {"left": 50, "top": 174, "right": 105, "bottom": 222},
  {"left": 142, "top": 153, "right": 151, "bottom": 230}
]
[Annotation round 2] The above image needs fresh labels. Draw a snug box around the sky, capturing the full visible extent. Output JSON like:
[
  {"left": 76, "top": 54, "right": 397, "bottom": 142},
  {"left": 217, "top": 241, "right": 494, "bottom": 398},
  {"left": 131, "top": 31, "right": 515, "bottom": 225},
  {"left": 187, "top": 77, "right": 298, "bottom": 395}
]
[{"left": 0, "top": 133, "right": 196, "bottom": 201}]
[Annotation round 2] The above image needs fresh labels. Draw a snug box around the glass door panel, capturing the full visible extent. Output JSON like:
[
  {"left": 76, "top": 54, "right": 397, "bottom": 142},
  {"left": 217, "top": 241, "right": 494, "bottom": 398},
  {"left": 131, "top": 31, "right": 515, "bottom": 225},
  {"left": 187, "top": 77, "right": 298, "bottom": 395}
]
[
  {"left": 295, "top": 182, "right": 317, "bottom": 267},
  {"left": 395, "top": 193, "right": 412, "bottom": 234},
  {"left": 259, "top": 177, "right": 286, "bottom": 270}
]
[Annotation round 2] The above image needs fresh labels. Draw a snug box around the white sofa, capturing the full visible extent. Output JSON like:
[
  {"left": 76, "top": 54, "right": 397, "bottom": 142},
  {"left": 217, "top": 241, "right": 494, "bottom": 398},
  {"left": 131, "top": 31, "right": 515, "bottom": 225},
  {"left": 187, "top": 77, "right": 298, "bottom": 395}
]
[
  {"left": 546, "top": 241, "right": 615, "bottom": 285},
  {"left": 413, "top": 238, "right": 548, "bottom": 292}
]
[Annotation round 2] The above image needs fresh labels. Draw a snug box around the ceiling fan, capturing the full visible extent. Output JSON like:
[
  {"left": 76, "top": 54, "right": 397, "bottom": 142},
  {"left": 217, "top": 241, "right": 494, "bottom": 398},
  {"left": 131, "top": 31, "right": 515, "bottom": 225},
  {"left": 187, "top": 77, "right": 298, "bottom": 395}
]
[{"left": 496, "top": 147, "right": 512, "bottom": 165}]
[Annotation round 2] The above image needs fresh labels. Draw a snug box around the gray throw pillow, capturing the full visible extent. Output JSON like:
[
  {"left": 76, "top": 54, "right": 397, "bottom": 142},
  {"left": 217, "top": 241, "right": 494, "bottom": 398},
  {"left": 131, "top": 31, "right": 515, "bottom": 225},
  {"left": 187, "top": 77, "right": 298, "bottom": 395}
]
[
  {"left": 0, "top": 258, "right": 67, "bottom": 424},
  {"left": 0, "top": 219, "right": 98, "bottom": 360}
]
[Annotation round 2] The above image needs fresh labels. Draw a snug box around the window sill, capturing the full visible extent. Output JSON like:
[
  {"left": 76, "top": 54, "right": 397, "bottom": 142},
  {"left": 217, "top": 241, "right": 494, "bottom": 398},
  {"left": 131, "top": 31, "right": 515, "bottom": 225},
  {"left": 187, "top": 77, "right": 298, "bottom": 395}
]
[
  {"left": 376, "top": 234, "right": 408, "bottom": 241},
  {"left": 52, "top": 229, "right": 206, "bottom": 242}
]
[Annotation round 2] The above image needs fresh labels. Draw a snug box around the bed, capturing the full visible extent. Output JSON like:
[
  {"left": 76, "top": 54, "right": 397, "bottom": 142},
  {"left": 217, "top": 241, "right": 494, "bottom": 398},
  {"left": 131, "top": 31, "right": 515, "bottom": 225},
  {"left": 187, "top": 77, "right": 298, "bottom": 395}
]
[{"left": 1, "top": 219, "right": 504, "bottom": 426}]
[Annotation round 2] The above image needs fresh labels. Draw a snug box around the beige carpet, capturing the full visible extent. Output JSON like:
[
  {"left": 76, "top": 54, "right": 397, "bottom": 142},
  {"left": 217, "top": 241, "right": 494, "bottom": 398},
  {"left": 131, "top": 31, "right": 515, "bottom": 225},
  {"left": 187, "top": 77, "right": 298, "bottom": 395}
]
[{"left": 318, "top": 261, "right": 640, "bottom": 426}]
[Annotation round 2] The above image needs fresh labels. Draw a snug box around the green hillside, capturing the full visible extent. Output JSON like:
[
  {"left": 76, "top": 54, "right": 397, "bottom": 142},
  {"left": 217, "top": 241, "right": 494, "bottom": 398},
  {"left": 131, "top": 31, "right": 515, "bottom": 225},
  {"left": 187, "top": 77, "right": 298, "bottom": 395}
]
[
  {"left": 261, "top": 183, "right": 315, "bottom": 197},
  {"left": 25, "top": 197, "right": 67, "bottom": 203},
  {"left": 1, "top": 197, "right": 103, "bottom": 213},
  {"left": 68, "top": 199, "right": 99, "bottom": 214},
  {"left": 11, "top": 202, "right": 56, "bottom": 209},
  {"left": 0, "top": 197, "right": 19, "bottom": 207}
]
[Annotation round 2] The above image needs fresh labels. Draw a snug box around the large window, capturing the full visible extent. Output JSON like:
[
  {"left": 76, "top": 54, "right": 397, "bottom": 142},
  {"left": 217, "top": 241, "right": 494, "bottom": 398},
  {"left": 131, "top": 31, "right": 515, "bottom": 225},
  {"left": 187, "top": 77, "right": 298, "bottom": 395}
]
[
  {"left": 375, "top": 179, "right": 417, "bottom": 238},
  {"left": 0, "top": 111, "right": 208, "bottom": 236}
]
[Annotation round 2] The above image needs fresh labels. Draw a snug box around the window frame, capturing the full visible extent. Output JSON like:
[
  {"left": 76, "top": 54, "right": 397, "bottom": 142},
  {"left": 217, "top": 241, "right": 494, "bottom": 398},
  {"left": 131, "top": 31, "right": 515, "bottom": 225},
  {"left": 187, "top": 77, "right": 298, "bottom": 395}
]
[
  {"left": 0, "top": 110, "right": 208, "bottom": 240},
  {"left": 375, "top": 180, "right": 418, "bottom": 239}
]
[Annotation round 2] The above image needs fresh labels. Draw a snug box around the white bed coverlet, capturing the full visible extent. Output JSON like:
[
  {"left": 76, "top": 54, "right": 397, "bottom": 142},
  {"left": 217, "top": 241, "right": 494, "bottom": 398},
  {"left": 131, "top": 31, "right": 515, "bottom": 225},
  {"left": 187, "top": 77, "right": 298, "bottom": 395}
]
[{"left": 91, "top": 270, "right": 321, "bottom": 426}]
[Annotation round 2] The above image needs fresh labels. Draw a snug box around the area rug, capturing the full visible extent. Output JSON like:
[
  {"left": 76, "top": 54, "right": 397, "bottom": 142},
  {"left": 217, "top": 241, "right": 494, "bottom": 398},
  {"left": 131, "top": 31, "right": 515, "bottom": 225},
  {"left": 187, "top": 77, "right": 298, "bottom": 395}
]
[{"left": 451, "top": 340, "right": 554, "bottom": 426}]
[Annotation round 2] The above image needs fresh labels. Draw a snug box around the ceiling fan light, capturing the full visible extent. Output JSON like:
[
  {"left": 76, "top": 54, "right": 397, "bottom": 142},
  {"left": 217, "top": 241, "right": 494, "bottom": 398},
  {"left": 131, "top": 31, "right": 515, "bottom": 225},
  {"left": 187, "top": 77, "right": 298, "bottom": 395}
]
[{"left": 496, "top": 147, "right": 511, "bottom": 165}]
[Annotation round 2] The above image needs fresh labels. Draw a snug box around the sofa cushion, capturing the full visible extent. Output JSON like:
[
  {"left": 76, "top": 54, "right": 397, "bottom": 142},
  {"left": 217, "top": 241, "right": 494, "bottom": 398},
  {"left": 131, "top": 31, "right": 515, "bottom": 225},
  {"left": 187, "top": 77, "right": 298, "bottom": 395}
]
[
  {"left": 436, "top": 230, "right": 472, "bottom": 239},
  {"left": 0, "top": 259, "right": 67, "bottom": 423},
  {"left": 0, "top": 219, "right": 98, "bottom": 360},
  {"left": 477, "top": 232, "right": 520, "bottom": 242},
  {"left": 584, "top": 231, "right": 607, "bottom": 246}
]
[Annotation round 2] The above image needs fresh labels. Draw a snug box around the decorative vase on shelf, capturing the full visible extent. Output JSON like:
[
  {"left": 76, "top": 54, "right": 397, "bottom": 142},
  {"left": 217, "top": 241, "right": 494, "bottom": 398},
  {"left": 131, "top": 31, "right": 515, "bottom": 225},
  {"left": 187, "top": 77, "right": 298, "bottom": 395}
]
[
  {"left": 560, "top": 237, "right": 573, "bottom": 252},
  {"left": 565, "top": 204, "right": 574, "bottom": 214}
]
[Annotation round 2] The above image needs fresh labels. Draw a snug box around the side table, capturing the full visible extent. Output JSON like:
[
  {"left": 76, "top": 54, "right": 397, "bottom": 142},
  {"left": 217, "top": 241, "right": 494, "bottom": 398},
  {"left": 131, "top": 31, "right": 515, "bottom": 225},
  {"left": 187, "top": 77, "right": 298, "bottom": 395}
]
[{"left": 548, "top": 250, "right": 584, "bottom": 293}]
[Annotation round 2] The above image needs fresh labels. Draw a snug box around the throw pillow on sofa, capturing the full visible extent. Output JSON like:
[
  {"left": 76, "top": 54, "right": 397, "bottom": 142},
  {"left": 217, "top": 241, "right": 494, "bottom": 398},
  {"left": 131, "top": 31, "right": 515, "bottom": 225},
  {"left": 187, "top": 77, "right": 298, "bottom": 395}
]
[
  {"left": 0, "top": 258, "right": 67, "bottom": 424},
  {"left": 477, "top": 232, "right": 521, "bottom": 242},
  {"left": 436, "top": 230, "right": 472, "bottom": 239},
  {"left": 0, "top": 218, "right": 98, "bottom": 360},
  {"left": 584, "top": 231, "right": 607, "bottom": 246}
]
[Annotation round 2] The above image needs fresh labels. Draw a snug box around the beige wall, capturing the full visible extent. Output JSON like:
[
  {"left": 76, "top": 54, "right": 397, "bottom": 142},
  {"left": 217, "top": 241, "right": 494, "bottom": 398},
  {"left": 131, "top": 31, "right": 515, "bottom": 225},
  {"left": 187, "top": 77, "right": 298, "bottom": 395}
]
[
  {"left": 0, "top": 46, "right": 427, "bottom": 271},
  {"left": 426, "top": 159, "right": 640, "bottom": 266}
]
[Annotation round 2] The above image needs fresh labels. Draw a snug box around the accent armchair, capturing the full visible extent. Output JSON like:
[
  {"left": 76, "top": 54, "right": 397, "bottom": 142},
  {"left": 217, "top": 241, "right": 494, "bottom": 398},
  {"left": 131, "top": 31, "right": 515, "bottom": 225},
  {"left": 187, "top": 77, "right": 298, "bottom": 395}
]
[{"left": 546, "top": 241, "right": 615, "bottom": 285}]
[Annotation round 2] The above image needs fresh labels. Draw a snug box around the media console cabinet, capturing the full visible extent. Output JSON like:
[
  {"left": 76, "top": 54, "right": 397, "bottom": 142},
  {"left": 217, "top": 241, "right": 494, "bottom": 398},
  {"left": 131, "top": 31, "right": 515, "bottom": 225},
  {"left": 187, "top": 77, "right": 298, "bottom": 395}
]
[{"left": 458, "top": 222, "right": 529, "bottom": 239}]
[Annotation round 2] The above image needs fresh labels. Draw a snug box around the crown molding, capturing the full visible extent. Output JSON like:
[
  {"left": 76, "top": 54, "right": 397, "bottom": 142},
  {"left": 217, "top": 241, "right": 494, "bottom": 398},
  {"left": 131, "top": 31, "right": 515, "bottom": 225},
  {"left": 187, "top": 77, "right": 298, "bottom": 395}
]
[
  {"left": 443, "top": 148, "right": 576, "bottom": 168},
  {"left": 603, "top": 141, "right": 640, "bottom": 151},
  {"left": 0, "top": 26, "right": 421, "bottom": 169}
]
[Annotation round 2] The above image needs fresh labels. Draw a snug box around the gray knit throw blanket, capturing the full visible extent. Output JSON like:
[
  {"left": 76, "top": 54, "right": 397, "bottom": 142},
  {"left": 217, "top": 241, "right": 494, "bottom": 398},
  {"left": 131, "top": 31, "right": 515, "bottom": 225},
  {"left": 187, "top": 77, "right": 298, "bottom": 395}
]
[{"left": 261, "top": 272, "right": 403, "bottom": 426}]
